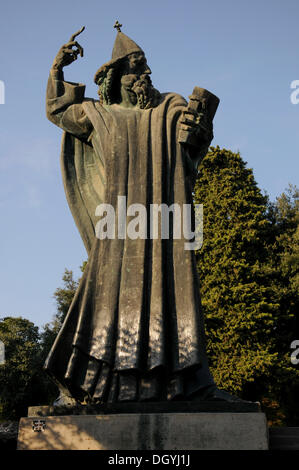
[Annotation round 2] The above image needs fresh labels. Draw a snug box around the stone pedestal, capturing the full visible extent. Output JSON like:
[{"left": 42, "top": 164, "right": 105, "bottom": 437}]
[{"left": 17, "top": 402, "right": 269, "bottom": 450}]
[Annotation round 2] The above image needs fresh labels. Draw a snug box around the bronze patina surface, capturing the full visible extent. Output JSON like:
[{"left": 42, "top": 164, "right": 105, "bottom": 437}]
[{"left": 44, "top": 23, "right": 236, "bottom": 406}]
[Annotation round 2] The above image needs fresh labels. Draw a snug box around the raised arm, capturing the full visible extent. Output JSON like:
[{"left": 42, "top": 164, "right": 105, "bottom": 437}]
[{"left": 46, "top": 27, "right": 92, "bottom": 140}]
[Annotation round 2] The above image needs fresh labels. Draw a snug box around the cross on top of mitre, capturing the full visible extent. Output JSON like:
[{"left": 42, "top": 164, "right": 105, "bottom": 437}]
[{"left": 113, "top": 20, "right": 122, "bottom": 33}]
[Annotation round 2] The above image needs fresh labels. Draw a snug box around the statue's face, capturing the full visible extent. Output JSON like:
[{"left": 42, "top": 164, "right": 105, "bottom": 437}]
[
  {"left": 118, "top": 51, "right": 161, "bottom": 109},
  {"left": 125, "top": 52, "right": 151, "bottom": 76},
  {"left": 96, "top": 52, "right": 159, "bottom": 109}
]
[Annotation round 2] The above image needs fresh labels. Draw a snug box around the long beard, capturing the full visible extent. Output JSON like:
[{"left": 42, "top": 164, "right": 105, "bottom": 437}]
[{"left": 121, "top": 74, "right": 161, "bottom": 109}]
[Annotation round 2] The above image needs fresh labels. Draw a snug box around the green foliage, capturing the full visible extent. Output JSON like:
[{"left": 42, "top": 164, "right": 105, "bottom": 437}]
[
  {"left": 0, "top": 317, "right": 49, "bottom": 419},
  {"left": 194, "top": 147, "right": 299, "bottom": 424},
  {"left": 273, "top": 185, "right": 299, "bottom": 297},
  {"left": 264, "top": 185, "right": 299, "bottom": 424},
  {"left": 0, "top": 268, "right": 84, "bottom": 418}
]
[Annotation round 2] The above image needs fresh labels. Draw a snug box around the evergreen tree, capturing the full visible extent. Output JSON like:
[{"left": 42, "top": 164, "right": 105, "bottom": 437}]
[
  {"left": 273, "top": 185, "right": 299, "bottom": 304},
  {"left": 194, "top": 147, "right": 299, "bottom": 424},
  {"left": 264, "top": 185, "right": 299, "bottom": 424}
]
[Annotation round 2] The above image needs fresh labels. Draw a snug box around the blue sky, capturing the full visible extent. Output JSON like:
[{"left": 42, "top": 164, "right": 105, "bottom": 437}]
[{"left": 0, "top": 0, "right": 298, "bottom": 328}]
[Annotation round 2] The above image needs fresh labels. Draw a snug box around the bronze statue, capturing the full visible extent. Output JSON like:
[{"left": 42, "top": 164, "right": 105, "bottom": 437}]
[{"left": 45, "top": 23, "right": 241, "bottom": 405}]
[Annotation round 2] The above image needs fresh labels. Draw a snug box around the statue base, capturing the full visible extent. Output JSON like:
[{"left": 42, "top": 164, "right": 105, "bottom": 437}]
[{"left": 17, "top": 402, "right": 268, "bottom": 450}]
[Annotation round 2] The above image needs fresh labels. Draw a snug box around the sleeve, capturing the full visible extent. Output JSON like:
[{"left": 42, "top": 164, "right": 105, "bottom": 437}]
[{"left": 46, "top": 67, "right": 93, "bottom": 140}]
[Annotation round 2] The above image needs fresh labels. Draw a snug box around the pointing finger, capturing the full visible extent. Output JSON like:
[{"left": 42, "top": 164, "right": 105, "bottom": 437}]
[{"left": 69, "top": 26, "right": 85, "bottom": 42}]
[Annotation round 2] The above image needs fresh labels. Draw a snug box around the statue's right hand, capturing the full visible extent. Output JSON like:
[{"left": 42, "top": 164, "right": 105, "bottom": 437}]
[{"left": 52, "top": 26, "right": 85, "bottom": 70}]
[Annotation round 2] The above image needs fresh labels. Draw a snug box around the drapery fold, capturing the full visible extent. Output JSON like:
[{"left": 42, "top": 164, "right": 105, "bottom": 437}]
[{"left": 45, "top": 91, "right": 214, "bottom": 402}]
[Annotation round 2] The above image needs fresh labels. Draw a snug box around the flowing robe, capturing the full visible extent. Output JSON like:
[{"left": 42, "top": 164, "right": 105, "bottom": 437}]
[{"left": 45, "top": 68, "right": 215, "bottom": 402}]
